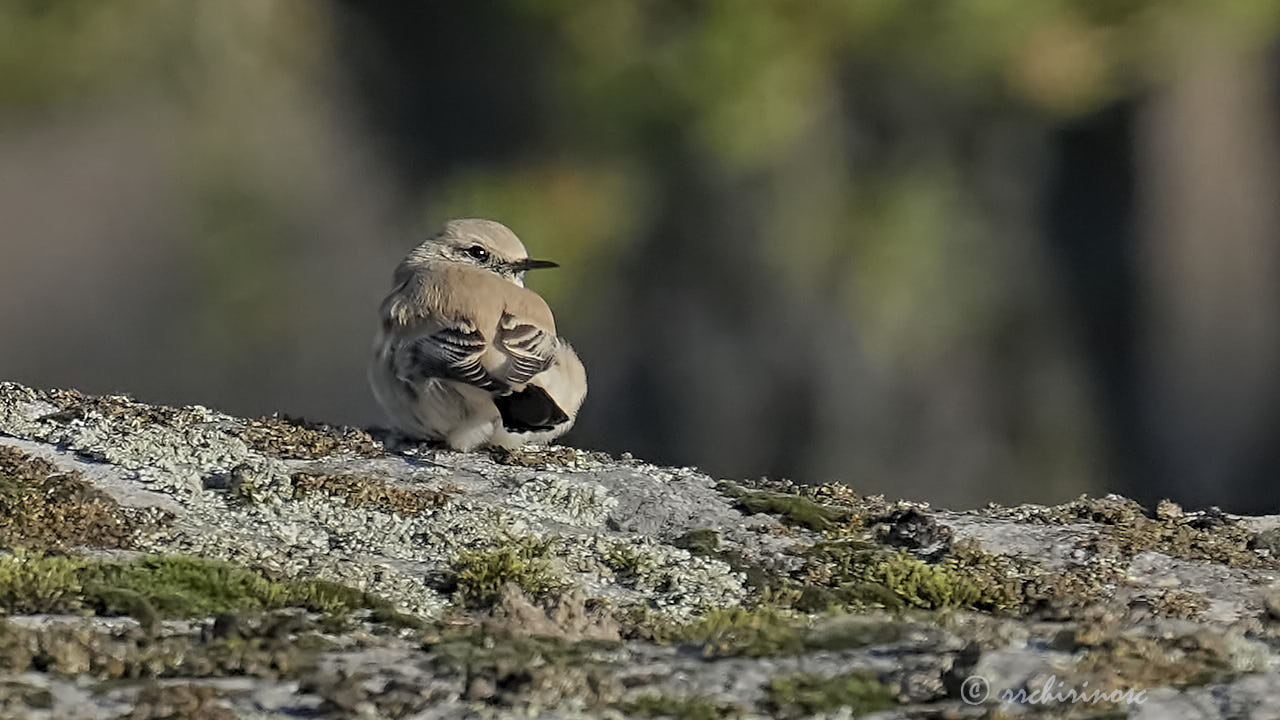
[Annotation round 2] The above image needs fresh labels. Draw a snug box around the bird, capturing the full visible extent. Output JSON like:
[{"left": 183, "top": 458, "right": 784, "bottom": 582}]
[{"left": 369, "top": 219, "right": 587, "bottom": 451}]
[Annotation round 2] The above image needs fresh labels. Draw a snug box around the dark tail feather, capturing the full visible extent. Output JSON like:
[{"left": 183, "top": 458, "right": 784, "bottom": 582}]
[{"left": 495, "top": 385, "right": 569, "bottom": 432}]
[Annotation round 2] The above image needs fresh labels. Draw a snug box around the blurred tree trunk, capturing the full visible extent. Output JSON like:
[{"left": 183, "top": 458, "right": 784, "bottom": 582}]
[
  {"left": 1046, "top": 103, "right": 1143, "bottom": 504},
  {"left": 1137, "top": 46, "right": 1280, "bottom": 512}
]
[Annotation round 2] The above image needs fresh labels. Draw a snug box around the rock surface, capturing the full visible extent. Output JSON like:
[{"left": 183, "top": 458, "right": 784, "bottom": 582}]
[{"left": 0, "top": 381, "right": 1279, "bottom": 719}]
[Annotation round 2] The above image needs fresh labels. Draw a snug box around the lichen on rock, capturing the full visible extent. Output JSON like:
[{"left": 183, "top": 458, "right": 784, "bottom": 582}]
[{"left": 2, "top": 381, "right": 1280, "bottom": 719}]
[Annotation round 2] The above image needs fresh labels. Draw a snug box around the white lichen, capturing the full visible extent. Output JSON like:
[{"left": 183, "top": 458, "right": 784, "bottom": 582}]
[{"left": 508, "top": 475, "right": 619, "bottom": 528}]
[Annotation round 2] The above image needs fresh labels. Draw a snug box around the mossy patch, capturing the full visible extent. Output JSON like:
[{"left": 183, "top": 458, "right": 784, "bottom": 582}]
[
  {"left": 84, "top": 557, "right": 376, "bottom": 623},
  {"left": 236, "top": 415, "right": 384, "bottom": 459},
  {"left": 449, "top": 538, "right": 563, "bottom": 608},
  {"left": 712, "top": 483, "right": 1136, "bottom": 620},
  {"left": 0, "top": 446, "right": 140, "bottom": 551},
  {"left": 714, "top": 481, "right": 1038, "bottom": 615},
  {"left": 791, "top": 531, "right": 1132, "bottom": 620},
  {"left": 1006, "top": 495, "right": 1271, "bottom": 568},
  {"left": 860, "top": 551, "right": 1010, "bottom": 610},
  {"left": 0, "top": 613, "right": 333, "bottom": 681},
  {"left": 803, "top": 540, "right": 1019, "bottom": 613},
  {"left": 0, "top": 550, "right": 84, "bottom": 614},
  {"left": 666, "top": 607, "right": 903, "bottom": 658},
  {"left": 621, "top": 694, "right": 743, "bottom": 720},
  {"left": 671, "top": 607, "right": 808, "bottom": 657},
  {"left": 764, "top": 670, "right": 897, "bottom": 718},
  {"left": 727, "top": 489, "right": 846, "bottom": 532},
  {"left": 0, "top": 552, "right": 422, "bottom": 630},
  {"left": 290, "top": 472, "right": 455, "bottom": 515},
  {"left": 603, "top": 542, "right": 660, "bottom": 582},
  {"left": 672, "top": 529, "right": 720, "bottom": 556},
  {"left": 721, "top": 479, "right": 940, "bottom": 541},
  {"left": 772, "top": 479, "right": 898, "bottom": 531}
]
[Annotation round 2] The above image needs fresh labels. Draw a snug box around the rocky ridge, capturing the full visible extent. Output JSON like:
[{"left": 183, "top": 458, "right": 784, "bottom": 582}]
[{"left": 0, "top": 381, "right": 1279, "bottom": 719}]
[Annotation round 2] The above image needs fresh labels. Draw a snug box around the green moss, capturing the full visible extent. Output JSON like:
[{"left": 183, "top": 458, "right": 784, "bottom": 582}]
[
  {"left": 0, "top": 550, "right": 84, "bottom": 614},
  {"left": 805, "top": 541, "right": 1017, "bottom": 612},
  {"left": 263, "top": 578, "right": 424, "bottom": 630},
  {"left": 82, "top": 557, "right": 424, "bottom": 629},
  {"left": 796, "top": 536, "right": 1129, "bottom": 620},
  {"left": 765, "top": 671, "right": 897, "bottom": 718},
  {"left": 676, "top": 607, "right": 808, "bottom": 657},
  {"left": 87, "top": 586, "right": 160, "bottom": 631},
  {"left": 792, "top": 583, "right": 908, "bottom": 614},
  {"left": 621, "top": 694, "right": 742, "bottom": 720},
  {"left": 450, "top": 538, "right": 562, "bottom": 607},
  {"left": 672, "top": 529, "right": 720, "bottom": 555},
  {"left": 603, "top": 543, "right": 659, "bottom": 582},
  {"left": 791, "top": 585, "right": 844, "bottom": 613},
  {"left": 805, "top": 617, "right": 904, "bottom": 652},
  {"left": 0, "top": 552, "right": 421, "bottom": 629},
  {"left": 731, "top": 491, "right": 845, "bottom": 532},
  {"left": 0, "top": 613, "right": 332, "bottom": 681},
  {"left": 81, "top": 556, "right": 295, "bottom": 618},
  {"left": 870, "top": 550, "right": 1015, "bottom": 611},
  {"left": 667, "top": 607, "right": 903, "bottom": 658}
]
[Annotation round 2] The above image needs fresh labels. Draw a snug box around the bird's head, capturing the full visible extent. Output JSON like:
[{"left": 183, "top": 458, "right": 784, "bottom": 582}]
[{"left": 407, "top": 218, "right": 558, "bottom": 287}]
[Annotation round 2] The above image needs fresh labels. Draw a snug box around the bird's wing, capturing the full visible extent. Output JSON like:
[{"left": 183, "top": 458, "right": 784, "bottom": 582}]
[
  {"left": 392, "top": 304, "right": 558, "bottom": 394},
  {"left": 494, "top": 312, "right": 559, "bottom": 387},
  {"left": 394, "top": 321, "right": 506, "bottom": 392}
]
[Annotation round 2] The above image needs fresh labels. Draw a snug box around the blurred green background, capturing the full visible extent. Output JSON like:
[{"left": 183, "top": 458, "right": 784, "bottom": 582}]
[{"left": 3, "top": 1, "right": 1280, "bottom": 512}]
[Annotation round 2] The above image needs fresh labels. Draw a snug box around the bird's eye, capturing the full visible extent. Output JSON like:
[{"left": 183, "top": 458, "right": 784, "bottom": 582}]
[{"left": 465, "top": 245, "right": 489, "bottom": 261}]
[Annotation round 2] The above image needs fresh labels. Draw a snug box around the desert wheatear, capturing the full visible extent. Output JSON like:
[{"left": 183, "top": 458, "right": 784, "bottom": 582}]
[{"left": 370, "top": 219, "right": 586, "bottom": 450}]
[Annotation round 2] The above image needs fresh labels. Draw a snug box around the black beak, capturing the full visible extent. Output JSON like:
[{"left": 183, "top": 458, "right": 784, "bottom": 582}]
[{"left": 508, "top": 258, "right": 559, "bottom": 272}]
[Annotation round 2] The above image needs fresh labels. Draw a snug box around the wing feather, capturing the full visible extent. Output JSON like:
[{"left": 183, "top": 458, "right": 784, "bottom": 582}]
[
  {"left": 394, "top": 323, "right": 506, "bottom": 392},
  {"left": 496, "top": 314, "right": 558, "bottom": 387},
  {"left": 392, "top": 313, "right": 558, "bottom": 395}
]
